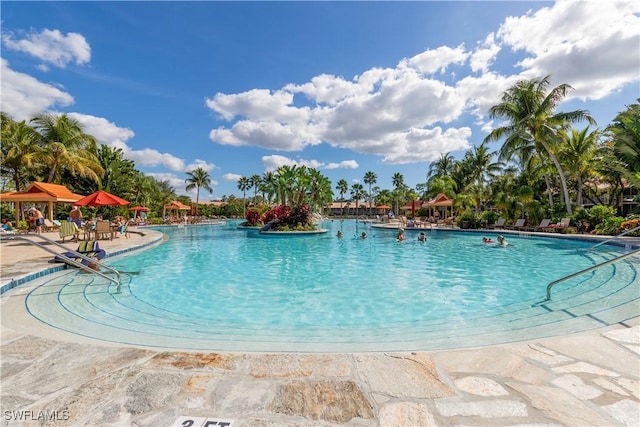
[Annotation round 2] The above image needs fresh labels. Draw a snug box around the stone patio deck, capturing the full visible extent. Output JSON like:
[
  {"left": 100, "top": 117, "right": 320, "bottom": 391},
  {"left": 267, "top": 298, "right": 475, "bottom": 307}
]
[{"left": 1, "top": 227, "right": 638, "bottom": 426}]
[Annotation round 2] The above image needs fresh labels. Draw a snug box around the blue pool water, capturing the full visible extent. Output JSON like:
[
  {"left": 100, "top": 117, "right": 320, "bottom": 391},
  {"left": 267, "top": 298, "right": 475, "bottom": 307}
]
[{"left": 25, "top": 220, "right": 639, "bottom": 351}]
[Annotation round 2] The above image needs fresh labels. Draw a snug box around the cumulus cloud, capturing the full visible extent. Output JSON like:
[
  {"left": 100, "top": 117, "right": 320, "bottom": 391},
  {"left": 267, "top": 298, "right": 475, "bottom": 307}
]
[
  {"left": 497, "top": 0, "right": 640, "bottom": 100},
  {"left": 2, "top": 28, "right": 91, "bottom": 69},
  {"left": 204, "top": 0, "right": 638, "bottom": 165},
  {"left": 185, "top": 160, "right": 217, "bottom": 173},
  {"left": 68, "top": 112, "right": 188, "bottom": 172},
  {"left": 0, "top": 59, "right": 74, "bottom": 120},
  {"left": 262, "top": 155, "right": 359, "bottom": 171},
  {"left": 222, "top": 173, "right": 242, "bottom": 182},
  {"left": 399, "top": 44, "right": 469, "bottom": 74}
]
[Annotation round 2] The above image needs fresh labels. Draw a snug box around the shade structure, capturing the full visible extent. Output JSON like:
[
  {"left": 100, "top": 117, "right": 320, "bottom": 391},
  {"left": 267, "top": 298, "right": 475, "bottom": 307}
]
[
  {"left": 0, "top": 181, "right": 84, "bottom": 223},
  {"left": 128, "top": 205, "right": 150, "bottom": 212},
  {"left": 74, "top": 190, "right": 130, "bottom": 207},
  {"left": 377, "top": 205, "right": 392, "bottom": 210}
]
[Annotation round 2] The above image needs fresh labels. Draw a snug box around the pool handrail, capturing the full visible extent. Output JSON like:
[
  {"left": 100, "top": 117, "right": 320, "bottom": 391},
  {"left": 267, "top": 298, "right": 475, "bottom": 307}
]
[
  {"left": 588, "top": 224, "right": 640, "bottom": 251},
  {"left": 545, "top": 248, "right": 640, "bottom": 301},
  {"left": 1, "top": 233, "right": 122, "bottom": 291}
]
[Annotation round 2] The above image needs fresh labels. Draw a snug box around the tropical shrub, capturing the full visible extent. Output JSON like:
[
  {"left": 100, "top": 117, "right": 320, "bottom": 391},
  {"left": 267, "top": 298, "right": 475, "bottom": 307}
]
[
  {"left": 480, "top": 210, "right": 499, "bottom": 225},
  {"left": 586, "top": 205, "right": 617, "bottom": 229},
  {"left": 620, "top": 216, "right": 640, "bottom": 236},
  {"left": 245, "top": 209, "right": 262, "bottom": 226},
  {"left": 457, "top": 210, "right": 479, "bottom": 229},
  {"left": 596, "top": 216, "right": 625, "bottom": 235},
  {"left": 260, "top": 204, "right": 315, "bottom": 231}
]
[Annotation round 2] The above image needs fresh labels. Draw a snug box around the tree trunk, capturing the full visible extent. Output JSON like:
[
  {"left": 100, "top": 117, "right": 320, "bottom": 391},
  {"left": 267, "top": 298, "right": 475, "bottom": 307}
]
[{"left": 539, "top": 139, "right": 572, "bottom": 215}]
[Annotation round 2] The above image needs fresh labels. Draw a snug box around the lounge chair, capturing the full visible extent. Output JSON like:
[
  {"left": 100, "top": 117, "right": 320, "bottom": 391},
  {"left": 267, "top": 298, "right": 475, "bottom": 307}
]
[
  {"left": 490, "top": 218, "right": 506, "bottom": 229},
  {"left": 548, "top": 217, "right": 571, "bottom": 232},
  {"left": 53, "top": 240, "right": 106, "bottom": 264},
  {"left": 43, "top": 218, "right": 60, "bottom": 232},
  {"left": 59, "top": 220, "right": 80, "bottom": 242},
  {"left": 505, "top": 218, "right": 527, "bottom": 230},
  {"left": 527, "top": 219, "right": 551, "bottom": 232}
]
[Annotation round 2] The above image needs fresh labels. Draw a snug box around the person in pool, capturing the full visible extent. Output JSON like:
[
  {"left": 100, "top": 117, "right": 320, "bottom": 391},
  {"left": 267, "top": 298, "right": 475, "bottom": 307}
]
[
  {"left": 396, "top": 228, "right": 406, "bottom": 241},
  {"left": 337, "top": 230, "right": 343, "bottom": 238},
  {"left": 497, "top": 235, "right": 509, "bottom": 247},
  {"left": 482, "top": 237, "right": 494, "bottom": 244},
  {"left": 361, "top": 231, "right": 367, "bottom": 239},
  {"left": 418, "top": 232, "right": 427, "bottom": 242}
]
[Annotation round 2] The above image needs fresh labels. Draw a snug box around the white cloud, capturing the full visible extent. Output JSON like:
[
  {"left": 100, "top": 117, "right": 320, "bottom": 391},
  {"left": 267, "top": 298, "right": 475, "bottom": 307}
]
[
  {"left": 185, "top": 160, "right": 217, "bottom": 173},
  {"left": 469, "top": 34, "right": 501, "bottom": 73},
  {"left": 2, "top": 28, "right": 91, "bottom": 69},
  {"left": 206, "top": 88, "right": 310, "bottom": 123},
  {"left": 399, "top": 44, "right": 469, "bottom": 75},
  {"left": 497, "top": 0, "right": 640, "bottom": 100},
  {"left": 0, "top": 59, "right": 74, "bottom": 120},
  {"left": 68, "top": 112, "right": 187, "bottom": 172},
  {"left": 262, "top": 155, "right": 359, "bottom": 171},
  {"left": 222, "top": 173, "right": 242, "bottom": 182}
]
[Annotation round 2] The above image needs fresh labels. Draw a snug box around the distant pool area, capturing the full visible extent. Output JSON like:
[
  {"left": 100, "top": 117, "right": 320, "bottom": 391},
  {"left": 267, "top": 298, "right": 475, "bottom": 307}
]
[{"left": 22, "top": 220, "right": 640, "bottom": 352}]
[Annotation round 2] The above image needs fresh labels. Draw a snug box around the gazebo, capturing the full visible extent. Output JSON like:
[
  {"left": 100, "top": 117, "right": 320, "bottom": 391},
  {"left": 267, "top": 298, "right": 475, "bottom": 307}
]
[
  {"left": 422, "top": 193, "right": 453, "bottom": 219},
  {"left": 0, "top": 182, "right": 84, "bottom": 224},
  {"left": 163, "top": 200, "right": 191, "bottom": 220}
]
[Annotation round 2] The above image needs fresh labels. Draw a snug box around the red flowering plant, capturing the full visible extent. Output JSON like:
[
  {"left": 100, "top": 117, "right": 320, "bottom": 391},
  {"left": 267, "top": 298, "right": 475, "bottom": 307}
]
[
  {"left": 245, "top": 209, "right": 262, "bottom": 226},
  {"left": 260, "top": 204, "right": 314, "bottom": 231}
]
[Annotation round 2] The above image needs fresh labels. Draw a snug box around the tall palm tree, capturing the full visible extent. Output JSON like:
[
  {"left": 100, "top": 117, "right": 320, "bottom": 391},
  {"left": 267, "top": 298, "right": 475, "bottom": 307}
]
[
  {"left": 484, "top": 75, "right": 595, "bottom": 214},
  {"left": 260, "top": 171, "right": 276, "bottom": 206},
  {"left": 237, "top": 176, "right": 251, "bottom": 217},
  {"left": 336, "top": 178, "right": 348, "bottom": 216},
  {"left": 30, "top": 113, "right": 104, "bottom": 184},
  {"left": 427, "top": 152, "right": 457, "bottom": 181},
  {"left": 606, "top": 99, "right": 640, "bottom": 187},
  {"left": 363, "top": 171, "right": 377, "bottom": 216},
  {"left": 559, "top": 127, "right": 599, "bottom": 208},
  {"left": 185, "top": 167, "right": 213, "bottom": 216},
  {"left": 0, "top": 113, "right": 43, "bottom": 191},
  {"left": 249, "top": 174, "right": 262, "bottom": 205},
  {"left": 392, "top": 172, "right": 405, "bottom": 215},
  {"left": 308, "top": 168, "right": 333, "bottom": 213},
  {"left": 350, "top": 183, "right": 366, "bottom": 217}
]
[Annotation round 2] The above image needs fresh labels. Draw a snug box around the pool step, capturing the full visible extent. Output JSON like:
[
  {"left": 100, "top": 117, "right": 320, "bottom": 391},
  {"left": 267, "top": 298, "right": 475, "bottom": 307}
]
[{"left": 24, "top": 256, "right": 639, "bottom": 351}]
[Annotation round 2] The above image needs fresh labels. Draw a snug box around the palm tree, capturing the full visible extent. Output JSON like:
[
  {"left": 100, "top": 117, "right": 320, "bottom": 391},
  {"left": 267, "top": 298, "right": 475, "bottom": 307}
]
[
  {"left": 30, "top": 113, "right": 104, "bottom": 185},
  {"left": 392, "top": 172, "right": 405, "bottom": 215},
  {"left": 260, "top": 171, "right": 276, "bottom": 206},
  {"left": 185, "top": 167, "right": 213, "bottom": 216},
  {"left": 427, "top": 152, "right": 457, "bottom": 181},
  {"left": 0, "top": 113, "right": 43, "bottom": 191},
  {"left": 606, "top": 99, "right": 640, "bottom": 187},
  {"left": 237, "top": 176, "right": 251, "bottom": 217},
  {"left": 484, "top": 75, "right": 596, "bottom": 214},
  {"left": 559, "top": 127, "right": 599, "bottom": 208},
  {"left": 249, "top": 174, "right": 262, "bottom": 205},
  {"left": 336, "top": 179, "right": 348, "bottom": 216},
  {"left": 350, "top": 183, "right": 366, "bottom": 216},
  {"left": 363, "top": 171, "right": 377, "bottom": 216}
]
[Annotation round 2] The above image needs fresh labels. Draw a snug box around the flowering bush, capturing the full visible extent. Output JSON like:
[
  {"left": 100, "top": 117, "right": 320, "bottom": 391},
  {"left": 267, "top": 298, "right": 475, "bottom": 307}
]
[
  {"left": 245, "top": 209, "right": 262, "bottom": 226},
  {"left": 260, "top": 204, "right": 314, "bottom": 231},
  {"left": 620, "top": 217, "right": 640, "bottom": 236}
]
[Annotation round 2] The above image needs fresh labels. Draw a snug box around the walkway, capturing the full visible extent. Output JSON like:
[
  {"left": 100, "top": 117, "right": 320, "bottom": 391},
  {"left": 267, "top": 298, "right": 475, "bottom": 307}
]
[{"left": 1, "top": 227, "right": 638, "bottom": 426}]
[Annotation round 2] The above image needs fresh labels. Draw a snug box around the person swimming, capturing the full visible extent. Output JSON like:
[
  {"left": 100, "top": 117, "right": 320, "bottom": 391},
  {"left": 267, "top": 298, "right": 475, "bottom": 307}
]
[
  {"left": 497, "top": 235, "right": 508, "bottom": 246},
  {"left": 396, "top": 228, "right": 406, "bottom": 241},
  {"left": 418, "top": 232, "right": 426, "bottom": 242},
  {"left": 337, "top": 230, "right": 343, "bottom": 238},
  {"left": 361, "top": 231, "right": 367, "bottom": 239},
  {"left": 482, "top": 237, "right": 494, "bottom": 244}
]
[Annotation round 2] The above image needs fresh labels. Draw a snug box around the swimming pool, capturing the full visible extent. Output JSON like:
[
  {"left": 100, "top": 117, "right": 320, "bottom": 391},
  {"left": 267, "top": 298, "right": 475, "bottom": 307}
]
[{"left": 24, "top": 220, "right": 639, "bottom": 352}]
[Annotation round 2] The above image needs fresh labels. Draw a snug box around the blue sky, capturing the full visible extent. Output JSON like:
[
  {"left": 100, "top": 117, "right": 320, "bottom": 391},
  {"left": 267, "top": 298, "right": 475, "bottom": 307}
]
[{"left": 2, "top": 1, "right": 639, "bottom": 200}]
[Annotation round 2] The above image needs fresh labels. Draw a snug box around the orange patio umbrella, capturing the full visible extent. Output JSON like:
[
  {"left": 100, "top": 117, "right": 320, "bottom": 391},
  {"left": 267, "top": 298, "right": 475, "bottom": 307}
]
[
  {"left": 128, "top": 205, "right": 150, "bottom": 212},
  {"left": 73, "top": 190, "right": 130, "bottom": 207}
]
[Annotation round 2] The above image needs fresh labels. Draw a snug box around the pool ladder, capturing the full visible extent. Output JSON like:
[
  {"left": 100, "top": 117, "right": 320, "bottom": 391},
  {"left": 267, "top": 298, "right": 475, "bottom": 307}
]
[
  {"left": 543, "top": 248, "right": 640, "bottom": 301},
  {"left": 2, "top": 233, "right": 123, "bottom": 292}
]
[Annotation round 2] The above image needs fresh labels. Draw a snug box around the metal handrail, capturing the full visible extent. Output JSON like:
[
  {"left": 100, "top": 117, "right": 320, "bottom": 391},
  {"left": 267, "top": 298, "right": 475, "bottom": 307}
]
[
  {"left": 589, "top": 225, "right": 640, "bottom": 251},
  {"left": 545, "top": 249, "right": 640, "bottom": 301},
  {"left": 2, "top": 233, "right": 122, "bottom": 292}
]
